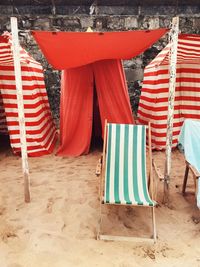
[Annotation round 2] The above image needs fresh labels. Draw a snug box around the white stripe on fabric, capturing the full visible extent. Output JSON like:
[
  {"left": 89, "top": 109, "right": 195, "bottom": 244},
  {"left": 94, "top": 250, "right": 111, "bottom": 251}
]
[
  {"left": 4, "top": 105, "right": 49, "bottom": 114},
  {"left": 119, "top": 124, "right": 125, "bottom": 204},
  {"left": 11, "top": 124, "right": 56, "bottom": 148},
  {"left": 139, "top": 106, "right": 200, "bottom": 117},
  {"left": 0, "top": 89, "right": 47, "bottom": 95},
  {"left": 0, "top": 80, "right": 45, "bottom": 86},
  {"left": 5, "top": 111, "right": 51, "bottom": 123},
  {"left": 3, "top": 99, "right": 49, "bottom": 106},
  {"left": 137, "top": 127, "right": 148, "bottom": 205},
  {"left": 109, "top": 124, "right": 116, "bottom": 204},
  {"left": 143, "top": 72, "right": 200, "bottom": 81},
  {"left": 8, "top": 121, "right": 55, "bottom": 139},
  {"left": 128, "top": 125, "right": 136, "bottom": 204},
  {"left": 0, "top": 70, "right": 44, "bottom": 77},
  {"left": 136, "top": 126, "right": 144, "bottom": 204},
  {"left": 7, "top": 117, "right": 53, "bottom": 132}
]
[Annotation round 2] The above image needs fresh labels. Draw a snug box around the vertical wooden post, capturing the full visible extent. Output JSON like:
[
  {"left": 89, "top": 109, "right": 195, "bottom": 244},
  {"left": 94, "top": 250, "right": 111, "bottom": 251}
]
[
  {"left": 163, "top": 17, "right": 179, "bottom": 204},
  {"left": 11, "top": 17, "right": 30, "bottom": 203}
]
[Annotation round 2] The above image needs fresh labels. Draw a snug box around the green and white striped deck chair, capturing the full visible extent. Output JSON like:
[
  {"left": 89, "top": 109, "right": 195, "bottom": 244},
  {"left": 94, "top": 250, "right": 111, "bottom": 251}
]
[{"left": 98, "top": 122, "right": 156, "bottom": 242}]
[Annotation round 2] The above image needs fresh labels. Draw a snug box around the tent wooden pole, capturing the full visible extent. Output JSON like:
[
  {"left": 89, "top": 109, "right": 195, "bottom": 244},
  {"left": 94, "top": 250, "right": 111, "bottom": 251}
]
[
  {"left": 163, "top": 17, "right": 179, "bottom": 204},
  {"left": 11, "top": 17, "right": 30, "bottom": 203}
]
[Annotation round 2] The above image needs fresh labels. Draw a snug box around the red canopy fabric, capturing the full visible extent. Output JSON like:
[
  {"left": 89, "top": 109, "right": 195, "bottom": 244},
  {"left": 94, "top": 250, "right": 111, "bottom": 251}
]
[
  {"left": 32, "top": 29, "right": 168, "bottom": 70},
  {"left": 57, "top": 59, "right": 134, "bottom": 156}
]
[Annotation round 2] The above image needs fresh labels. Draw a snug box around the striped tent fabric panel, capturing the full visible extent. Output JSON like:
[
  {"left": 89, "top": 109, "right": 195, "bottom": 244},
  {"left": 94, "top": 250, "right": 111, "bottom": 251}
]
[
  {"left": 104, "top": 123, "right": 155, "bottom": 206},
  {"left": 138, "top": 34, "right": 200, "bottom": 150},
  {"left": 0, "top": 90, "right": 8, "bottom": 134},
  {"left": 0, "top": 33, "right": 57, "bottom": 156}
]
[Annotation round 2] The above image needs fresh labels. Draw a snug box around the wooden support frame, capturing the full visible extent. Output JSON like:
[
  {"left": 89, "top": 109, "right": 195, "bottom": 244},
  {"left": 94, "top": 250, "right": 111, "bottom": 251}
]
[
  {"left": 163, "top": 16, "right": 179, "bottom": 204},
  {"left": 97, "top": 121, "right": 157, "bottom": 243},
  {"left": 11, "top": 17, "right": 30, "bottom": 203},
  {"left": 182, "top": 161, "right": 200, "bottom": 197}
]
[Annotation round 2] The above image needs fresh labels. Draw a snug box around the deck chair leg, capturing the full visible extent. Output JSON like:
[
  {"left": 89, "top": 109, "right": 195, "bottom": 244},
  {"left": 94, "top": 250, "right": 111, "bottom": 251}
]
[
  {"left": 152, "top": 207, "right": 157, "bottom": 243},
  {"left": 97, "top": 201, "right": 103, "bottom": 240},
  {"left": 182, "top": 165, "right": 189, "bottom": 195}
]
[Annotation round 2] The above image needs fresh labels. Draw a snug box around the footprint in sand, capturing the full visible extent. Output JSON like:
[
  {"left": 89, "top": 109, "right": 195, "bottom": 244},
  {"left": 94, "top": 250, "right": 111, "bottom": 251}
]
[
  {"left": 66, "top": 170, "right": 75, "bottom": 175},
  {"left": 8, "top": 264, "right": 24, "bottom": 267},
  {"left": 0, "top": 224, "right": 18, "bottom": 242},
  {"left": 31, "top": 179, "right": 48, "bottom": 187},
  {"left": 0, "top": 206, "right": 6, "bottom": 215},
  {"left": 46, "top": 197, "right": 55, "bottom": 213},
  {"left": 88, "top": 200, "right": 99, "bottom": 209}
]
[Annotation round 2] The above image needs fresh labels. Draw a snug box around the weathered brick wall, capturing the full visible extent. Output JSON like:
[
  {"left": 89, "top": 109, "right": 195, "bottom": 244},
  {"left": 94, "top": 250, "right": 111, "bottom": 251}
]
[{"left": 0, "top": 4, "right": 200, "bottom": 123}]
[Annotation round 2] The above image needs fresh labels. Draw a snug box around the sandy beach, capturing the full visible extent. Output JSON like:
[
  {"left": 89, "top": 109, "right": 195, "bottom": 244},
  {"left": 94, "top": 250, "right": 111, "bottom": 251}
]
[{"left": 0, "top": 141, "right": 200, "bottom": 267}]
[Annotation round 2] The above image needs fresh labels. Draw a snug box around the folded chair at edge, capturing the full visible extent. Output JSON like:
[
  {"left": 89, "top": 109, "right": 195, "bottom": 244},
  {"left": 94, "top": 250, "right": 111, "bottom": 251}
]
[{"left": 96, "top": 120, "right": 157, "bottom": 242}]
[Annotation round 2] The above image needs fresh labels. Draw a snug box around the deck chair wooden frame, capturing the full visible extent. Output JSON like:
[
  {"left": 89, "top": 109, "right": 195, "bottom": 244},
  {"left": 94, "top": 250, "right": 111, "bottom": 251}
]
[
  {"left": 182, "top": 161, "right": 200, "bottom": 197},
  {"left": 96, "top": 120, "right": 156, "bottom": 242}
]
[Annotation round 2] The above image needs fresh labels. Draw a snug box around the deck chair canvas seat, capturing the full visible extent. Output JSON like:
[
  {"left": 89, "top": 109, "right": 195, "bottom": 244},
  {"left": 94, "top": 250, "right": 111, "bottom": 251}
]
[
  {"left": 98, "top": 122, "right": 156, "bottom": 242},
  {"left": 178, "top": 119, "right": 200, "bottom": 209}
]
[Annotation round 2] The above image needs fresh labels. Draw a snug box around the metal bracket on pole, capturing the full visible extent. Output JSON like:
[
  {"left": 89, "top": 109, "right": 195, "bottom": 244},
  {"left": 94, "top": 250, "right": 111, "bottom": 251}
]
[
  {"left": 11, "top": 17, "right": 31, "bottom": 203},
  {"left": 163, "top": 16, "right": 179, "bottom": 204}
]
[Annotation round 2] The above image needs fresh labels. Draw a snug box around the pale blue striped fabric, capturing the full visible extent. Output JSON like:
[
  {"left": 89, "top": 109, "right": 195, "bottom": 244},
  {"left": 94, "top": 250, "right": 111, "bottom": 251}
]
[
  {"left": 104, "top": 123, "right": 155, "bottom": 206},
  {"left": 178, "top": 119, "right": 200, "bottom": 209}
]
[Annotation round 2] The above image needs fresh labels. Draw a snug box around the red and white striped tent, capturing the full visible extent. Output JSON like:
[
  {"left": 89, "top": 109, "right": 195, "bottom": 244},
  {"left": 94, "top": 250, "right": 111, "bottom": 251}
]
[
  {"left": 0, "top": 32, "right": 57, "bottom": 156},
  {"left": 138, "top": 34, "right": 200, "bottom": 150}
]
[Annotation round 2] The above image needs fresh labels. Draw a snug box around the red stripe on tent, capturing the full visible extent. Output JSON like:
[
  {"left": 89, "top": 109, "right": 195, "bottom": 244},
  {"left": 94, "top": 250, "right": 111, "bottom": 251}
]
[
  {"left": 0, "top": 84, "right": 46, "bottom": 90},
  {"left": 138, "top": 118, "right": 183, "bottom": 129},
  {"left": 144, "top": 69, "right": 168, "bottom": 76},
  {"left": 179, "top": 105, "right": 200, "bottom": 110},
  {"left": 1, "top": 92, "right": 47, "bottom": 100},
  {"left": 0, "top": 45, "right": 10, "bottom": 49},
  {"left": 143, "top": 78, "right": 169, "bottom": 85},
  {"left": 6, "top": 112, "right": 52, "bottom": 127},
  {"left": 151, "top": 130, "right": 180, "bottom": 138},
  {"left": 139, "top": 102, "right": 168, "bottom": 112},
  {"left": 175, "top": 96, "right": 200, "bottom": 102},
  {"left": 143, "top": 77, "right": 200, "bottom": 85},
  {"left": 4, "top": 100, "right": 49, "bottom": 109},
  {"left": 177, "top": 68, "right": 200, "bottom": 74},
  {"left": 138, "top": 109, "right": 167, "bottom": 120},
  {"left": 12, "top": 132, "right": 57, "bottom": 157},
  {"left": 178, "top": 41, "right": 200, "bottom": 50},
  {"left": 138, "top": 109, "right": 184, "bottom": 121},
  {"left": 0, "top": 65, "right": 43, "bottom": 74},
  {"left": 151, "top": 138, "right": 178, "bottom": 147},
  {"left": 10, "top": 126, "right": 56, "bottom": 147},
  {"left": 0, "top": 75, "right": 44, "bottom": 81},
  {"left": 176, "top": 86, "right": 200, "bottom": 92},
  {"left": 5, "top": 106, "right": 50, "bottom": 118},
  {"left": 141, "top": 88, "right": 169, "bottom": 94},
  {"left": 10, "top": 131, "right": 51, "bottom": 144},
  {"left": 179, "top": 34, "right": 200, "bottom": 41},
  {"left": 140, "top": 95, "right": 168, "bottom": 103},
  {"left": 182, "top": 114, "right": 200, "bottom": 119},
  {"left": 9, "top": 118, "right": 54, "bottom": 135}
]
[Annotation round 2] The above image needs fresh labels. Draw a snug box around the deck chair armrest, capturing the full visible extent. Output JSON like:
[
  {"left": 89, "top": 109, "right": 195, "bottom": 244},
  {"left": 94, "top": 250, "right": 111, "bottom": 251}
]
[
  {"left": 187, "top": 162, "right": 200, "bottom": 178},
  {"left": 149, "top": 160, "right": 163, "bottom": 202},
  {"left": 153, "top": 160, "right": 164, "bottom": 181},
  {"left": 96, "top": 156, "right": 103, "bottom": 176}
]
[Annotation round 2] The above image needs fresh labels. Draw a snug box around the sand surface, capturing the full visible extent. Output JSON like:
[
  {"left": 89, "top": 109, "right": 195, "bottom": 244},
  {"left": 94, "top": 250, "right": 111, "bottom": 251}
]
[{"left": 0, "top": 142, "right": 200, "bottom": 267}]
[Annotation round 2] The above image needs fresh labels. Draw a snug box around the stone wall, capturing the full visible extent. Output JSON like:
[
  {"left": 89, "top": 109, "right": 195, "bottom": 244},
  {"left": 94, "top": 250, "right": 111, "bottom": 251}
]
[{"left": 0, "top": 4, "right": 200, "bottom": 124}]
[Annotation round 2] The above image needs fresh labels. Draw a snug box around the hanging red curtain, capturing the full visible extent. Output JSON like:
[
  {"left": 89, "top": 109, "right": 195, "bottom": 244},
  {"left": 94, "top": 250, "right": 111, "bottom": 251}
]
[
  {"left": 57, "top": 64, "right": 94, "bottom": 156},
  {"left": 57, "top": 59, "right": 134, "bottom": 156},
  {"left": 93, "top": 59, "right": 134, "bottom": 135}
]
